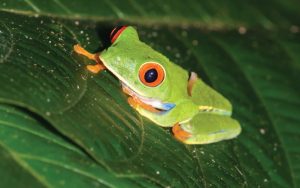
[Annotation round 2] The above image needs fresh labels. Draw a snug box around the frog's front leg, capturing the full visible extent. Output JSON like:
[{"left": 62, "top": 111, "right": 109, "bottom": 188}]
[
  {"left": 73, "top": 44, "right": 106, "bottom": 73},
  {"left": 132, "top": 100, "right": 197, "bottom": 142},
  {"left": 132, "top": 100, "right": 199, "bottom": 127},
  {"left": 127, "top": 97, "right": 161, "bottom": 113}
]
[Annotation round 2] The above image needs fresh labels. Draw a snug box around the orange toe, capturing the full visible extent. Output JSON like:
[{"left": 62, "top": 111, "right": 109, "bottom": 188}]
[
  {"left": 86, "top": 64, "right": 106, "bottom": 74},
  {"left": 172, "top": 123, "right": 192, "bottom": 142},
  {"left": 73, "top": 44, "right": 95, "bottom": 60},
  {"left": 74, "top": 44, "right": 106, "bottom": 74}
]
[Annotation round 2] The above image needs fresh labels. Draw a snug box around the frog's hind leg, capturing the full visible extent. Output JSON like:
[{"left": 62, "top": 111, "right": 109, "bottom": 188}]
[
  {"left": 172, "top": 114, "right": 241, "bottom": 144},
  {"left": 73, "top": 44, "right": 106, "bottom": 74},
  {"left": 187, "top": 72, "right": 232, "bottom": 113}
]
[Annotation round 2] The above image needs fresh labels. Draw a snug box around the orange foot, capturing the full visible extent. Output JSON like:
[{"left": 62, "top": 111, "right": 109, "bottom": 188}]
[
  {"left": 172, "top": 123, "right": 192, "bottom": 142},
  {"left": 73, "top": 44, "right": 106, "bottom": 74}
]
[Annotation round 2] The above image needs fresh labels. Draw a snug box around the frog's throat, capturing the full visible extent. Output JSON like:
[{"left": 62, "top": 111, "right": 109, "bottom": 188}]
[{"left": 121, "top": 82, "right": 175, "bottom": 113}]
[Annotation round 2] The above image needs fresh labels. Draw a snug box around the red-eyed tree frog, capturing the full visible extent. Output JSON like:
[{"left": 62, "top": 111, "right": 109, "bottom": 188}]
[{"left": 74, "top": 26, "right": 241, "bottom": 144}]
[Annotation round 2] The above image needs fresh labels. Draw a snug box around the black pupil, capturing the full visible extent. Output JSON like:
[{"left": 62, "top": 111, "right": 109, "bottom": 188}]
[{"left": 144, "top": 69, "right": 158, "bottom": 83}]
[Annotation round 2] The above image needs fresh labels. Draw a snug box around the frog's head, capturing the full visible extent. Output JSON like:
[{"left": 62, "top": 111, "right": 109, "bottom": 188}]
[{"left": 99, "top": 26, "right": 189, "bottom": 112}]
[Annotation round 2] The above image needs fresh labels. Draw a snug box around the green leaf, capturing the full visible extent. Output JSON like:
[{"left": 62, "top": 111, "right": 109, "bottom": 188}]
[
  {"left": 0, "top": 1, "right": 299, "bottom": 187},
  {"left": 0, "top": 104, "right": 158, "bottom": 187},
  {"left": 1, "top": 0, "right": 300, "bottom": 28}
]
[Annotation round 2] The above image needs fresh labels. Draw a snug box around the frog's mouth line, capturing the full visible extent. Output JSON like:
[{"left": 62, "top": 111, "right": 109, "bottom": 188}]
[{"left": 121, "top": 82, "right": 175, "bottom": 113}]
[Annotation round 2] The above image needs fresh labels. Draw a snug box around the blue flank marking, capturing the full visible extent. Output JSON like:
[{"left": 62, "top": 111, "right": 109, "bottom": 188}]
[
  {"left": 209, "top": 129, "right": 226, "bottom": 135},
  {"left": 158, "top": 103, "right": 176, "bottom": 115},
  {"left": 162, "top": 103, "right": 176, "bottom": 111}
]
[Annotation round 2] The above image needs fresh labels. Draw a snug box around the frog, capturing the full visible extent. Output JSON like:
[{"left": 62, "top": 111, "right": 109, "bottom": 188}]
[{"left": 73, "top": 26, "right": 241, "bottom": 144}]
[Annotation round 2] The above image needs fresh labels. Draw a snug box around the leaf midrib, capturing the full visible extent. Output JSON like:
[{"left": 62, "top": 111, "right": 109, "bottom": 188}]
[
  {"left": 0, "top": 119, "right": 82, "bottom": 155},
  {"left": 0, "top": 8, "right": 255, "bottom": 31},
  {"left": 0, "top": 142, "right": 50, "bottom": 188}
]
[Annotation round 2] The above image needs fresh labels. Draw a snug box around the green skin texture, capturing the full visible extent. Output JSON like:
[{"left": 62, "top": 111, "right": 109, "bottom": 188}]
[{"left": 99, "top": 26, "right": 241, "bottom": 144}]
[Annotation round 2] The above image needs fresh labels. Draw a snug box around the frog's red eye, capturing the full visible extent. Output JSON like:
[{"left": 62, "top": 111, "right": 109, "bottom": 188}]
[
  {"left": 139, "top": 62, "right": 165, "bottom": 87},
  {"left": 110, "top": 26, "right": 127, "bottom": 43}
]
